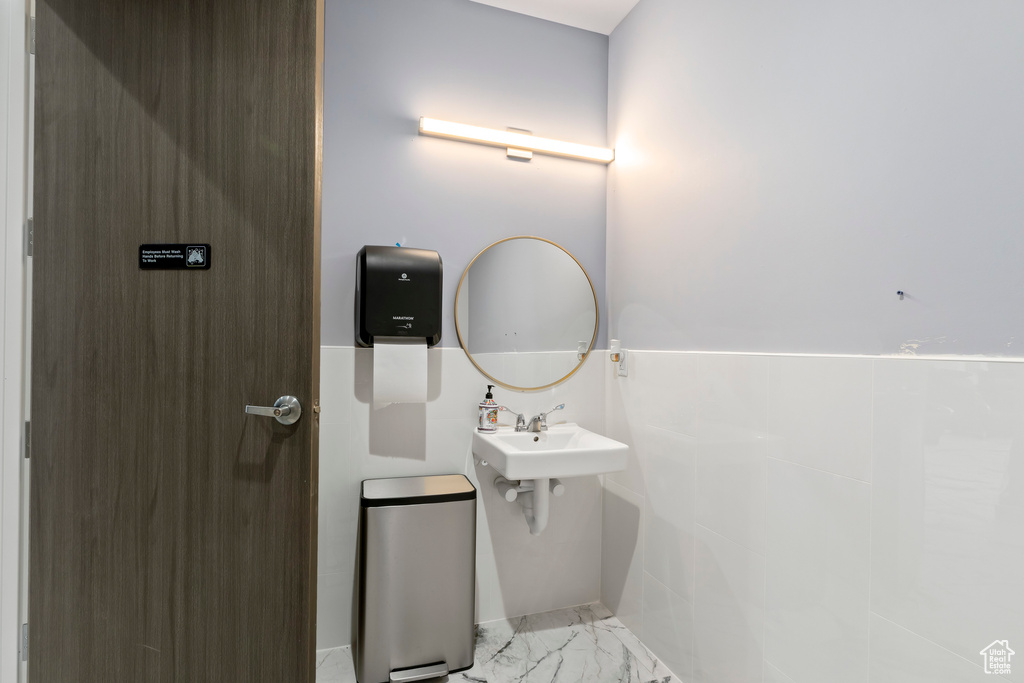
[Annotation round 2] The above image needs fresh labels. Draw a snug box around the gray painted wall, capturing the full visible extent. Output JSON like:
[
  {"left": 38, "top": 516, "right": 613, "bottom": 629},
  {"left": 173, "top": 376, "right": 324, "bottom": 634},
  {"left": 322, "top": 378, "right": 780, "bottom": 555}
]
[
  {"left": 607, "top": 0, "right": 1024, "bottom": 356},
  {"left": 322, "top": 0, "right": 609, "bottom": 348}
]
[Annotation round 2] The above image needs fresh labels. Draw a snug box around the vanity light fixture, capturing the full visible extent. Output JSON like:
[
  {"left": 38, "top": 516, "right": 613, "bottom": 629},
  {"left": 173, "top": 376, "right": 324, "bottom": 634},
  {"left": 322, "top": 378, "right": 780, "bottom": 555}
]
[{"left": 418, "top": 117, "right": 614, "bottom": 164}]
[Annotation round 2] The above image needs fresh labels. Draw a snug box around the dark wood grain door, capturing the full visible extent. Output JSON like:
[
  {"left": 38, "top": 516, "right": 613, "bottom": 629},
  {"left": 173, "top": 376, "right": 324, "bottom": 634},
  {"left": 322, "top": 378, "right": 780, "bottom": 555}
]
[{"left": 29, "top": 0, "right": 322, "bottom": 681}]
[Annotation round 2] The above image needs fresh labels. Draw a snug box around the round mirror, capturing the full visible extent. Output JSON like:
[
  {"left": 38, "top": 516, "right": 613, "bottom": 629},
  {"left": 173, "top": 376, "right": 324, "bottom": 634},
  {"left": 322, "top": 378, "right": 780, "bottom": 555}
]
[{"left": 455, "top": 236, "right": 599, "bottom": 391}]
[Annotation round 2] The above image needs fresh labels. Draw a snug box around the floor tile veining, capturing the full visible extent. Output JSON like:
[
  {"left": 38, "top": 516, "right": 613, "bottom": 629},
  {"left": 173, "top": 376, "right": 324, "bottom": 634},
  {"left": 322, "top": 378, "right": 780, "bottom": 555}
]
[{"left": 316, "top": 604, "right": 679, "bottom": 683}]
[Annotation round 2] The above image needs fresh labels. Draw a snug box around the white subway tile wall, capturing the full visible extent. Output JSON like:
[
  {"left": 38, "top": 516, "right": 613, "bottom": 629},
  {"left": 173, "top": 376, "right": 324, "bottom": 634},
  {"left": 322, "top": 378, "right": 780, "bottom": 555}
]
[
  {"left": 695, "top": 354, "right": 769, "bottom": 556},
  {"left": 764, "top": 459, "right": 871, "bottom": 683},
  {"left": 602, "top": 351, "right": 1019, "bottom": 682},
  {"left": 693, "top": 524, "right": 766, "bottom": 682},
  {"left": 318, "top": 347, "right": 1021, "bottom": 682},
  {"left": 642, "top": 572, "right": 696, "bottom": 680},
  {"left": 601, "top": 479, "right": 645, "bottom": 635},
  {"left": 868, "top": 613, "right": 995, "bottom": 683},
  {"left": 316, "top": 346, "right": 606, "bottom": 650}
]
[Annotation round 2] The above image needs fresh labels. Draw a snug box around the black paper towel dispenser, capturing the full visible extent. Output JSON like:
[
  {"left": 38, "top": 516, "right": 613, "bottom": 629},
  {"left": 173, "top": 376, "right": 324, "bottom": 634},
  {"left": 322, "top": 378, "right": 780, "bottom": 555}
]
[{"left": 356, "top": 245, "right": 442, "bottom": 348}]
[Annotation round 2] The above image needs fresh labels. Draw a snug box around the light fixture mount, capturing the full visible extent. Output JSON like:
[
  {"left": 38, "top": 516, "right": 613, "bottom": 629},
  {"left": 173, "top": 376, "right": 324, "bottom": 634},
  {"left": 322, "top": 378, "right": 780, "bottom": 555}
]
[{"left": 505, "top": 127, "right": 534, "bottom": 161}]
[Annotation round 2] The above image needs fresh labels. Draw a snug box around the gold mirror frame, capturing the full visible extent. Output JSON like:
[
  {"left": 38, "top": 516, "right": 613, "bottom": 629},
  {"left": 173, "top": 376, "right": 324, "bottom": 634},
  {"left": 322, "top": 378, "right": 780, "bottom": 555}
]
[{"left": 454, "top": 236, "right": 599, "bottom": 392}]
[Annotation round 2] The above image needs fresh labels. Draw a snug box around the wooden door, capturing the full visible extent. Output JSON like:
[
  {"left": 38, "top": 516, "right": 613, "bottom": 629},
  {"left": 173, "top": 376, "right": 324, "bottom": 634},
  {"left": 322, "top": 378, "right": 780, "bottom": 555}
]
[{"left": 29, "top": 0, "right": 323, "bottom": 680}]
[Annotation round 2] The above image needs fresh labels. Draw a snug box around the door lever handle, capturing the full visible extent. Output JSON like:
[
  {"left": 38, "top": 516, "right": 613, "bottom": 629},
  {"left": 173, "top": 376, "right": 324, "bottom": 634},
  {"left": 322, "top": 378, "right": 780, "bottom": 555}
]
[{"left": 245, "top": 395, "right": 302, "bottom": 425}]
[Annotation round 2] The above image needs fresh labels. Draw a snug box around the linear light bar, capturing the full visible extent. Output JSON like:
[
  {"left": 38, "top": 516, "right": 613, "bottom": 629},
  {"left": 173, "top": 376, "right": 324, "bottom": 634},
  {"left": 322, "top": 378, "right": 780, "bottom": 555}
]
[{"left": 419, "top": 117, "right": 614, "bottom": 164}]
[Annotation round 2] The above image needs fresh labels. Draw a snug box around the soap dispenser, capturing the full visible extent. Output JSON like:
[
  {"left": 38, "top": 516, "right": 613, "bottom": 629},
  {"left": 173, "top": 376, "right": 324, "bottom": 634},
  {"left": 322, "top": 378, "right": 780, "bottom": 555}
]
[{"left": 478, "top": 385, "right": 498, "bottom": 433}]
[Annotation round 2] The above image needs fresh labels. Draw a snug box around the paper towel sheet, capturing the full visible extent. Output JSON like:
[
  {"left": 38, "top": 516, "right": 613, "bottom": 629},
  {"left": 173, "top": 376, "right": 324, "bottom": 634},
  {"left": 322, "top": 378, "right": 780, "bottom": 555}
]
[{"left": 373, "top": 336, "right": 428, "bottom": 406}]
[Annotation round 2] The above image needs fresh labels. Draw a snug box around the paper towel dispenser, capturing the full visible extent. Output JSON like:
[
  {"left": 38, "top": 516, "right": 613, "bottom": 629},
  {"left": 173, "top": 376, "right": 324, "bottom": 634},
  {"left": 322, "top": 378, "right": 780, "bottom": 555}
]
[{"left": 356, "top": 246, "right": 442, "bottom": 348}]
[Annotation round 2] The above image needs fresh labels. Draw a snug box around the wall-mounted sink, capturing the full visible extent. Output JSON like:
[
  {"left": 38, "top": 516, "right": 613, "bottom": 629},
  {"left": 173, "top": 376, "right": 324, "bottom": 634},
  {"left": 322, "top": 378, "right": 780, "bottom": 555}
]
[{"left": 473, "top": 423, "right": 628, "bottom": 480}]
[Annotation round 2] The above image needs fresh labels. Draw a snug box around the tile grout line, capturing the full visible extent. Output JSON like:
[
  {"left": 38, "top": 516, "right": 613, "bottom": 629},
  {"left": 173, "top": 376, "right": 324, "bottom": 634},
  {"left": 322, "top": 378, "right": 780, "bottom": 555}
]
[
  {"left": 763, "top": 660, "right": 797, "bottom": 683},
  {"left": 869, "top": 611, "right": 1007, "bottom": 679},
  {"left": 637, "top": 357, "right": 648, "bottom": 647},
  {"left": 631, "top": 352, "right": 646, "bottom": 650},
  {"left": 640, "top": 478, "right": 646, "bottom": 646},
  {"left": 765, "top": 455, "right": 871, "bottom": 486},
  {"left": 643, "top": 570, "right": 694, "bottom": 607},
  {"left": 762, "top": 357, "right": 771, "bottom": 683},
  {"left": 693, "top": 521, "right": 765, "bottom": 559},
  {"left": 638, "top": 352, "right": 649, "bottom": 650},
  {"left": 596, "top": 357, "right": 608, "bottom": 615},
  {"left": 865, "top": 359, "right": 875, "bottom": 683},
  {"left": 644, "top": 421, "right": 699, "bottom": 442},
  {"left": 691, "top": 356, "right": 702, "bottom": 682},
  {"left": 640, "top": 569, "right": 695, "bottom": 682}
]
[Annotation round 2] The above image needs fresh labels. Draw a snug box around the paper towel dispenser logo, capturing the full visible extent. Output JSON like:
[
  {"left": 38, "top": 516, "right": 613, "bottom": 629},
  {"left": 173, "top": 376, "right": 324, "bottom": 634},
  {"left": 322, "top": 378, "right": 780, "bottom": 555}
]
[
  {"left": 399, "top": 273, "right": 410, "bottom": 282},
  {"left": 393, "top": 316, "right": 414, "bottom": 320}
]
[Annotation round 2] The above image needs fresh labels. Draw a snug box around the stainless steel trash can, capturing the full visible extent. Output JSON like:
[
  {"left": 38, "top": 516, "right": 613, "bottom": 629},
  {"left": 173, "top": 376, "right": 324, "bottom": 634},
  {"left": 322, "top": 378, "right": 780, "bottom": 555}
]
[{"left": 355, "top": 474, "right": 477, "bottom": 683}]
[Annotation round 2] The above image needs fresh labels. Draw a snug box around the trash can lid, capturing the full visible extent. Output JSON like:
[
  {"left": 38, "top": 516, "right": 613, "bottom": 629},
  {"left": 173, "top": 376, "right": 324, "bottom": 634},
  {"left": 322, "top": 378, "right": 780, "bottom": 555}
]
[{"left": 361, "top": 474, "right": 476, "bottom": 507}]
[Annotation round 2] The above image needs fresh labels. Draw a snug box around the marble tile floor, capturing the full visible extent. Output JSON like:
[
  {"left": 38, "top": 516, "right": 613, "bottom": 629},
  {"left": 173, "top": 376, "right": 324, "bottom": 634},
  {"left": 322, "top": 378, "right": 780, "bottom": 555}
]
[{"left": 316, "top": 603, "right": 680, "bottom": 683}]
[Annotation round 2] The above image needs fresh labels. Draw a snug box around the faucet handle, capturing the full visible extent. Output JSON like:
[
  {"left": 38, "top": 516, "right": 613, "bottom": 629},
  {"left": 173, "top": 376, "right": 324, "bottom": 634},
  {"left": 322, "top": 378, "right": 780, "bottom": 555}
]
[
  {"left": 539, "top": 404, "right": 565, "bottom": 428},
  {"left": 498, "top": 405, "right": 526, "bottom": 429}
]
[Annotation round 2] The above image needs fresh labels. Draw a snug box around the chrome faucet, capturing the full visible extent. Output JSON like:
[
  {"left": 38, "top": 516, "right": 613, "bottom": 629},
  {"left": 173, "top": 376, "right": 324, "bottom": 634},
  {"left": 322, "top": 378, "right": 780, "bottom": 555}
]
[
  {"left": 500, "top": 404, "right": 565, "bottom": 432},
  {"left": 525, "top": 404, "right": 565, "bottom": 432},
  {"left": 498, "top": 406, "right": 526, "bottom": 431}
]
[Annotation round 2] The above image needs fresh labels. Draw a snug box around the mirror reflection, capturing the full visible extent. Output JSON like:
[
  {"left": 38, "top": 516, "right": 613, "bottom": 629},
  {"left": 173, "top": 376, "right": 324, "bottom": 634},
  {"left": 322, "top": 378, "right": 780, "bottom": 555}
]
[{"left": 455, "top": 237, "right": 598, "bottom": 391}]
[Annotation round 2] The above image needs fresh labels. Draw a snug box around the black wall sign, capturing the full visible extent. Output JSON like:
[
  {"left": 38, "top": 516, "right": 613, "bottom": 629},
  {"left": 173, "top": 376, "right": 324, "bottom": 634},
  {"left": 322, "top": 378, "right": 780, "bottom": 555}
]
[{"left": 139, "top": 244, "right": 211, "bottom": 270}]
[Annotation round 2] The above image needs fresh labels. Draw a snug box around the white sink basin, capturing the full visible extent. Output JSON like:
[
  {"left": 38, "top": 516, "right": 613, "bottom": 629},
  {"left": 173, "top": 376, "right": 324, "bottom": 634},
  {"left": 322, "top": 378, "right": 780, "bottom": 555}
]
[{"left": 473, "top": 423, "right": 628, "bottom": 480}]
